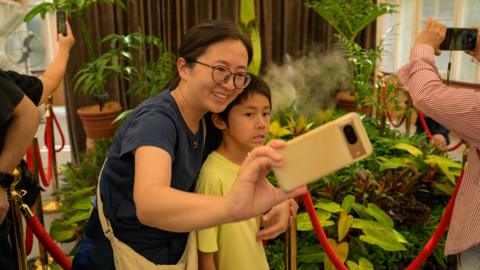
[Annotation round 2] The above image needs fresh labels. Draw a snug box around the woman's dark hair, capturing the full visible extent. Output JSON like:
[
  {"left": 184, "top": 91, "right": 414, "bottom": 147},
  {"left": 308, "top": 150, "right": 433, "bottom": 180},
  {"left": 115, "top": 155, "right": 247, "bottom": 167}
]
[
  {"left": 217, "top": 73, "right": 271, "bottom": 126},
  {"left": 168, "top": 20, "right": 253, "bottom": 89}
]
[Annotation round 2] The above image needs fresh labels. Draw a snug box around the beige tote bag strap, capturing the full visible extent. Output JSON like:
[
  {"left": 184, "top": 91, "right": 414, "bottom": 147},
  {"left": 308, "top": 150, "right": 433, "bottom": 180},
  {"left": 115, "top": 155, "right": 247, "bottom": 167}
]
[
  {"left": 201, "top": 117, "right": 206, "bottom": 147},
  {"left": 96, "top": 160, "right": 115, "bottom": 241}
]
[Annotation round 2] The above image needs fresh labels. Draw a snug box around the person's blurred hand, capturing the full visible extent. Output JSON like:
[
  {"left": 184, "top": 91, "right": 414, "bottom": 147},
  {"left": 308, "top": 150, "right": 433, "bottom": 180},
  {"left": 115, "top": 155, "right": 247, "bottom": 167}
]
[
  {"left": 415, "top": 18, "right": 447, "bottom": 56},
  {"left": 432, "top": 134, "right": 448, "bottom": 150},
  {"left": 465, "top": 26, "right": 480, "bottom": 62},
  {"left": 57, "top": 20, "right": 75, "bottom": 50}
]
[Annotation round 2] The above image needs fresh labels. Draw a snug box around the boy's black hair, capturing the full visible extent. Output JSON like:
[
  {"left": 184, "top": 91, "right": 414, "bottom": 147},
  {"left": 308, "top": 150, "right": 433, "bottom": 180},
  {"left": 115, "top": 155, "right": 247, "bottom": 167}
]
[{"left": 216, "top": 73, "right": 271, "bottom": 127}]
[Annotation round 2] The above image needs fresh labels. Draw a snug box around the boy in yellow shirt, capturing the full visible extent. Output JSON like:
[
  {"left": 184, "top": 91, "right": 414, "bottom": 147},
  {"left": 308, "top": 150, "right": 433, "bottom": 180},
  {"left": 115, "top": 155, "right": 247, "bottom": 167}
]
[{"left": 196, "top": 74, "right": 295, "bottom": 270}]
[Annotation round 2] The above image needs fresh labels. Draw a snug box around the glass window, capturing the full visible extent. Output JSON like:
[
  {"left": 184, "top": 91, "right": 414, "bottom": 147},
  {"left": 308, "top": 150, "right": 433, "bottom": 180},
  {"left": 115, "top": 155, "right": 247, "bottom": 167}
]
[{"left": 378, "top": 0, "right": 479, "bottom": 84}]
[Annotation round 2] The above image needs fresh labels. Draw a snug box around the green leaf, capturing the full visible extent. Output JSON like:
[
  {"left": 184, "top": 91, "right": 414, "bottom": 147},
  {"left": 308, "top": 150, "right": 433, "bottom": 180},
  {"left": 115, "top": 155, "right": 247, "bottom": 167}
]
[
  {"left": 67, "top": 209, "right": 93, "bottom": 224},
  {"left": 359, "top": 234, "right": 406, "bottom": 252},
  {"left": 240, "top": 0, "right": 255, "bottom": 23},
  {"left": 425, "top": 155, "right": 461, "bottom": 184},
  {"left": 337, "top": 212, "right": 353, "bottom": 242},
  {"left": 297, "top": 210, "right": 334, "bottom": 231},
  {"left": 113, "top": 109, "right": 133, "bottom": 124},
  {"left": 324, "top": 239, "right": 348, "bottom": 270},
  {"left": 358, "top": 257, "right": 374, "bottom": 270},
  {"left": 364, "top": 203, "right": 394, "bottom": 227},
  {"left": 49, "top": 221, "right": 76, "bottom": 242},
  {"left": 247, "top": 24, "right": 262, "bottom": 75},
  {"left": 72, "top": 196, "right": 94, "bottom": 210},
  {"left": 24, "top": 2, "right": 55, "bottom": 22},
  {"left": 379, "top": 157, "right": 411, "bottom": 171},
  {"left": 341, "top": 194, "right": 355, "bottom": 213},
  {"left": 347, "top": 258, "right": 374, "bottom": 270},
  {"left": 352, "top": 219, "right": 408, "bottom": 244},
  {"left": 346, "top": 260, "right": 360, "bottom": 270},
  {"left": 392, "top": 143, "right": 423, "bottom": 157},
  {"left": 297, "top": 245, "right": 325, "bottom": 264},
  {"left": 269, "top": 121, "right": 292, "bottom": 138},
  {"left": 433, "top": 182, "right": 454, "bottom": 195},
  {"left": 239, "top": 0, "right": 261, "bottom": 74},
  {"left": 315, "top": 198, "right": 343, "bottom": 213}
]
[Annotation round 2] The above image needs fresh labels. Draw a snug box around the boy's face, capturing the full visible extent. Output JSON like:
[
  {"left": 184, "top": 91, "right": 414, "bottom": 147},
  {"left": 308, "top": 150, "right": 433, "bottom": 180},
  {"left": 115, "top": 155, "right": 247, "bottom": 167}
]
[{"left": 223, "top": 93, "right": 271, "bottom": 151}]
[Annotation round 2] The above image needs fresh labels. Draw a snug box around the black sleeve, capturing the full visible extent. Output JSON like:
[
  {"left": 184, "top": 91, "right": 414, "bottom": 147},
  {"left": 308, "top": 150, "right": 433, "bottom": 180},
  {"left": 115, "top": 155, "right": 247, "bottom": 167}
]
[
  {"left": 0, "top": 76, "right": 24, "bottom": 125},
  {"left": 415, "top": 116, "right": 450, "bottom": 144},
  {"left": 2, "top": 71, "right": 43, "bottom": 106},
  {"left": 0, "top": 218, "right": 11, "bottom": 237}
]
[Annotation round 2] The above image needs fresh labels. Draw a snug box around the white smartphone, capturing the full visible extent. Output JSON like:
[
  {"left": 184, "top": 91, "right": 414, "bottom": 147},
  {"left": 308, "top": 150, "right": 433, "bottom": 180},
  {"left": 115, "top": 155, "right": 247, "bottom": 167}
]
[{"left": 273, "top": 112, "right": 373, "bottom": 191}]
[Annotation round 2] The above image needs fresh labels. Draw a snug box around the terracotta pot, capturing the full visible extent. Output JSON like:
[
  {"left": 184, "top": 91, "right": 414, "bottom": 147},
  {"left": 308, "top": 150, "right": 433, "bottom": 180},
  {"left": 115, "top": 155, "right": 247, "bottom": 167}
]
[
  {"left": 336, "top": 91, "right": 371, "bottom": 115},
  {"left": 77, "top": 101, "right": 122, "bottom": 139}
]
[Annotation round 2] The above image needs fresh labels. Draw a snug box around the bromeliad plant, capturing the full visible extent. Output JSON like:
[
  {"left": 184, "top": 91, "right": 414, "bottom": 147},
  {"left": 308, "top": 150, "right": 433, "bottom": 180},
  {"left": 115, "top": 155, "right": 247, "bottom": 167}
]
[
  {"left": 266, "top": 109, "right": 461, "bottom": 268},
  {"left": 296, "top": 195, "right": 408, "bottom": 269}
]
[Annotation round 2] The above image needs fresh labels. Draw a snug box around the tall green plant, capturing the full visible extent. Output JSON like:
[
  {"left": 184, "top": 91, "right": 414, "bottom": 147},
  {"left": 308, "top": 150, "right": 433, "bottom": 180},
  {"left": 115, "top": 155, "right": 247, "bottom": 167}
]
[
  {"left": 73, "top": 32, "right": 175, "bottom": 101},
  {"left": 239, "top": 0, "right": 262, "bottom": 75},
  {"left": 24, "top": 0, "right": 126, "bottom": 62},
  {"left": 306, "top": 0, "right": 395, "bottom": 42},
  {"left": 306, "top": 0, "right": 396, "bottom": 107}
]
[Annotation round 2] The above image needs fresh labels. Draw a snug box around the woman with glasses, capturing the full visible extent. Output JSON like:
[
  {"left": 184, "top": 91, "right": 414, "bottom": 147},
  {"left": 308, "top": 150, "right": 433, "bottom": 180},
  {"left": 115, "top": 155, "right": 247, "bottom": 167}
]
[{"left": 72, "top": 20, "right": 305, "bottom": 270}]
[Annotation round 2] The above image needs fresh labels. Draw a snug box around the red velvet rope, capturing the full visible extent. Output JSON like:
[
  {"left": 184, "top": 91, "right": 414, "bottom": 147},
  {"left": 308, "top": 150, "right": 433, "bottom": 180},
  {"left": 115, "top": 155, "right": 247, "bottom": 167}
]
[
  {"left": 303, "top": 192, "right": 348, "bottom": 269},
  {"left": 386, "top": 111, "right": 406, "bottom": 128},
  {"left": 42, "top": 109, "right": 66, "bottom": 187},
  {"left": 26, "top": 215, "right": 72, "bottom": 270},
  {"left": 417, "top": 111, "right": 463, "bottom": 152},
  {"left": 44, "top": 115, "right": 54, "bottom": 184},
  {"left": 405, "top": 171, "right": 464, "bottom": 269},
  {"left": 26, "top": 144, "right": 49, "bottom": 187},
  {"left": 303, "top": 171, "right": 464, "bottom": 269},
  {"left": 44, "top": 110, "right": 66, "bottom": 153}
]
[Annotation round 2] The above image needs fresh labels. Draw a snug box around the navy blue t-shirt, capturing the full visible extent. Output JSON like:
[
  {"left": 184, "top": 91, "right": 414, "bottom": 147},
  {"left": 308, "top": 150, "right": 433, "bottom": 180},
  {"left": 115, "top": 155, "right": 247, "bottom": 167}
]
[{"left": 99, "top": 89, "right": 204, "bottom": 264}]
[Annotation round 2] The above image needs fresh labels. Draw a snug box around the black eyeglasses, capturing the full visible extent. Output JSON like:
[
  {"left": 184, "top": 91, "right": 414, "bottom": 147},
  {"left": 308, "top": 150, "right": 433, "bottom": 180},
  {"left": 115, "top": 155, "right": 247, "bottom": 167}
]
[{"left": 188, "top": 59, "right": 251, "bottom": 89}]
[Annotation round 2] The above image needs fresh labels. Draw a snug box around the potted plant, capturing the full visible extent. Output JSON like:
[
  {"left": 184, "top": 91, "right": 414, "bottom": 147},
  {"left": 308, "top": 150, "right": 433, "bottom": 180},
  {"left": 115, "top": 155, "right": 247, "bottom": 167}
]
[
  {"left": 306, "top": 0, "right": 396, "bottom": 112},
  {"left": 75, "top": 32, "right": 175, "bottom": 129}
]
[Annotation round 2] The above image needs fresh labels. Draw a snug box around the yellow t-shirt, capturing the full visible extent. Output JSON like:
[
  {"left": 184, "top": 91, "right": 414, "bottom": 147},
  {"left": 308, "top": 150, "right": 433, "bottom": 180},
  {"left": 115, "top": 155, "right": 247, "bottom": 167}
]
[{"left": 196, "top": 151, "right": 270, "bottom": 270}]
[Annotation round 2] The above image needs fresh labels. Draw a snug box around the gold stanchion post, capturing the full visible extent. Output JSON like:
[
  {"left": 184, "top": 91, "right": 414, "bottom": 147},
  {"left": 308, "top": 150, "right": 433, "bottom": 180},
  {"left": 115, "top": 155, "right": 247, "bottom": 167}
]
[
  {"left": 285, "top": 203, "right": 298, "bottom": 270},
  {"left": 43, "top": 96, "right": 61, "bottom": 213},
  {"left": 7, "top": 169, "right": 28, "bottom": 270},
  {"left": 31, "top": 137, "right": 50, "bottom": 269}
]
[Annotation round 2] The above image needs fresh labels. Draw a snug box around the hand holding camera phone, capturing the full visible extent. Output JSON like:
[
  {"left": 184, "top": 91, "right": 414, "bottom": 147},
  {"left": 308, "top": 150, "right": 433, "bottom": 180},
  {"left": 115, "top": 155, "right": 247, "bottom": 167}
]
[
  {"left": 273, "top": 113, "right": 373, "bottom": 192},
  {"left": 439, "top": 28, "right": 478, "bottom": 51},
  {"left": 56, "top": 11, "right": 67, "bottom": 37}
]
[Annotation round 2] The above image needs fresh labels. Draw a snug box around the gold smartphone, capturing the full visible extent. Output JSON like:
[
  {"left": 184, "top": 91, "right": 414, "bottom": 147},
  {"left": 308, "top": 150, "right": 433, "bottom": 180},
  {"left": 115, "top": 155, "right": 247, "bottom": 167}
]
[{"left": 273, "top": 112, "right": 373, "bottom": 191}]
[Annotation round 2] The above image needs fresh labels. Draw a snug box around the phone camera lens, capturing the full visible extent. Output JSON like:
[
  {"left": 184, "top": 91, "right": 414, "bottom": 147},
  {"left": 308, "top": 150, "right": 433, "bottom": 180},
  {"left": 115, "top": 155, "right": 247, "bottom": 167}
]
[{"left": 343, "top": 125, "right": 358, "bottom": 144}]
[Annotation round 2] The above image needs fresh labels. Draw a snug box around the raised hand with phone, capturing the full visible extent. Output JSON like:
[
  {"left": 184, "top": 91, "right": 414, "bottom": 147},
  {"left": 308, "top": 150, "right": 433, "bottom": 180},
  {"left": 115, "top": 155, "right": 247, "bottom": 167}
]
[
  {"left": 56, "top": 11, "right": 67, "bottom": 37},
  {"left": 415, "top": 18, "right": 479, "bottom": 56},
  {"left": 36, "top": 11, "right": 75, "bottom": 105}
]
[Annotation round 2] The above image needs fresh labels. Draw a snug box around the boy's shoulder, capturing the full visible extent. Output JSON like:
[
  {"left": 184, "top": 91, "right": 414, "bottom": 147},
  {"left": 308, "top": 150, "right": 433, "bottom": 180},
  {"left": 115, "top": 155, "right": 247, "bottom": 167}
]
[
  {"left": 197, "top": 151, "right": 239, "bottom": 191},
  {"left": 198, "top": 152, "right": 225, "bottom": 179}
]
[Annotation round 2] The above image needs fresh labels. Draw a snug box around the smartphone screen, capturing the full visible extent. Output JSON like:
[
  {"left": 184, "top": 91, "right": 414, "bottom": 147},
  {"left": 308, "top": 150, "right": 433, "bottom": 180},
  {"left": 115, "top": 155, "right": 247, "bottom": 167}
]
[
  {"left": 439, "top": 28, "right": 477, "bottom": 51},
  {"left": 56, "top": 11, "right": 67, "bottom": 36}
]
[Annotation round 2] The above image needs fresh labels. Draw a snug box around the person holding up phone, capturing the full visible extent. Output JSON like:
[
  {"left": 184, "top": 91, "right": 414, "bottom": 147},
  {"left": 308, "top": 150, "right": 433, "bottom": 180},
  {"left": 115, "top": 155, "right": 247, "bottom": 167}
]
[
  {"left": 0, "top": 18, "right": 74, "bottom": 270},
  {"left": 397, "top": 18, "right": 480, "bottom": 269}
]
